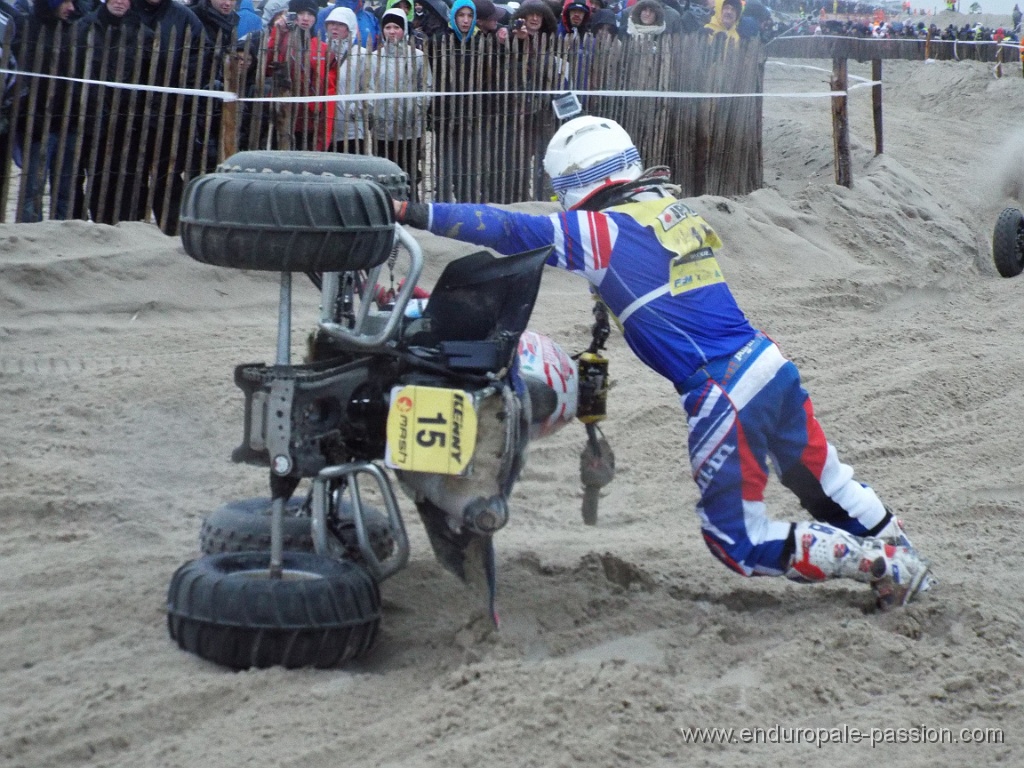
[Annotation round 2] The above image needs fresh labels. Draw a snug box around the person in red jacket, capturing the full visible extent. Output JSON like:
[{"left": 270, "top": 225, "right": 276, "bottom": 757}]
[
  {"left": 266, "top": 0, "right": 332, "bottom": 150},
  {"left": 557, "top": 0, "right": 591, "bottom": 37}
]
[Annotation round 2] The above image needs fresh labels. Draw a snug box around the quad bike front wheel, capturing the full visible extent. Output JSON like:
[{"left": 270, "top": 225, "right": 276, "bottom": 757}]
[
  {"left": 167, "top": 551, "right": 381, "bottom": 669},
  {"left": 993, "top": 207, "right": 1024, "bottom": 278},
  {"left": 217, "top": 150, "right": 411, "bottom": 201},
  {"left": 199, "top": 496, "right": 395, "bottom": 566}
]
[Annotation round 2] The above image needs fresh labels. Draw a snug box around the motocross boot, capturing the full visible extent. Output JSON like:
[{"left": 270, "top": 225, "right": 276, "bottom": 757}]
[
  {"left": 872, "top": 512, "right": 936, "bottom": 597},
  {"left": 785, "top": 521, "right": 931, "bottom": 610}
]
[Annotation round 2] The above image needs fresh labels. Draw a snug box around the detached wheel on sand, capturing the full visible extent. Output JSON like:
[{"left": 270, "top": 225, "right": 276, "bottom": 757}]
[
  {"left": 179, "top": 172, "right": 394, "bottom": 273},
  {"left": 217, "top": 150, "right": 411, "bottom": 201},
  {"left": 199, "top": 496, "right": 395, "bottom": 566},
  {"left": 167, "top": 551, "right": 381, "bottom": 669},
  {"left": 993, "top": 207, "right": 1024, "bottom": 278}
]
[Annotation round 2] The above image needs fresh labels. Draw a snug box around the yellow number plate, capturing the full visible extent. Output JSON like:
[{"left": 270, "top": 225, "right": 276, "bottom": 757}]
[{"left": 385, "top": 385, "right": 478, "bottom": 475}]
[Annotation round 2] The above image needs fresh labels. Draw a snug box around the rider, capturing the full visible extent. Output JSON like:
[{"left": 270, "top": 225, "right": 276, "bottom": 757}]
[{"left": 392, "top": 115, "right": 933, "bottom": 609}]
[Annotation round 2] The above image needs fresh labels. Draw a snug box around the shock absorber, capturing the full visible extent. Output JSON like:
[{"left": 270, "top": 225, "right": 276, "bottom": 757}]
[{"left": 576, "top": 298, "right": 615, "bottom": 525}]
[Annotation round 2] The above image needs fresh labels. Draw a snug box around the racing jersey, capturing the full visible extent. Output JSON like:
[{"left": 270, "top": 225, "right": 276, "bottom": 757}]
[{"left": 427, "top": 196, "right": 758, "bottom": 388}]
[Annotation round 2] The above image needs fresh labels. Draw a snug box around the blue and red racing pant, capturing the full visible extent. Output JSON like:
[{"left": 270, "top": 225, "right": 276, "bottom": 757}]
[{"left": 681, "top": 332, "right": 890, "bottom": 576}]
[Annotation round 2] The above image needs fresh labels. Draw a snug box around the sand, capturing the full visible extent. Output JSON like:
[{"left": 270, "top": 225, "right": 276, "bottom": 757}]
[{"left": 2, "top": 58, "right": 1023, "bottom": 767}]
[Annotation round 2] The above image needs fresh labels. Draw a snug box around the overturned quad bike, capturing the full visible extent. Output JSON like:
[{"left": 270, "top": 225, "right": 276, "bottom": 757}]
[{"left": 165, "top": 152, "right": 616, "bottom": 670}]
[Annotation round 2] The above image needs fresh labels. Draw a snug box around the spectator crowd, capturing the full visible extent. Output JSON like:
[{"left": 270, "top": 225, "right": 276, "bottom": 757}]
[{"left": 0, "top": 0, "right": 1017, "bottom": 226}]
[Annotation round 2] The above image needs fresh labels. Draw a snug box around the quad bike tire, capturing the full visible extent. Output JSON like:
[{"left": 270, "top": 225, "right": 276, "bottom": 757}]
[
  {"left": 167, "top": 550, "right": 381, "bottom": 669},
  {"left": 179, "top": 172, "right": 395, "bottom": 273},
  {"left": 993, "top": 206, "right": 1024, "bottom": 278},
  {"left": 199, "top": 496, "right": 395, "bottom": 566},
  {"left": 217, "top": 150, "right": 411, "bottom": 202}
]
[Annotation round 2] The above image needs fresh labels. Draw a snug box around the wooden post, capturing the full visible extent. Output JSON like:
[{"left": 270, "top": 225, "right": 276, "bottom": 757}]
[
  {"left": 222, "top": 49, "right": 238, "bottom": 160},
  {"left": 871, "top": 58, "right": 883, "bottom": 156},
  {"left": 831, "top": 56, "right": 851, "bottom": 188}
]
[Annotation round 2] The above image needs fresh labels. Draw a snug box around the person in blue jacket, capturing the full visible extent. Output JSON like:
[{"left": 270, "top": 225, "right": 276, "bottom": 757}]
[
  {"left": 236, "top": 0, "right": 262, "bottom": 37},
  {"left": 393, "top": 115, "right": 934, "bottom": 609}
]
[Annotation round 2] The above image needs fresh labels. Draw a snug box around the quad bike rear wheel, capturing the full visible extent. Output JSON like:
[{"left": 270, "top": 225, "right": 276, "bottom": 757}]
[
  {"left": 199, "top": 496, "right": 395, "bottom": 566},
  {"left": 993, "top": 207, "right": 1024, "bottom": 278},
  {"left": 179, "top": 172, "right": 394, "bottom": 273},
  {"left": 167, "top": 551, "right": 380, "bottom": 669},
  {"left": 217, "top": 150, "right": 411, "bottom": 201}
]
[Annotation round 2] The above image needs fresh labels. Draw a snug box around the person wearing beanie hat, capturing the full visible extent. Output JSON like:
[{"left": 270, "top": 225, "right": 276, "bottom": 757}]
[
  {"left": 42, "top": 0, "right": 75, "bottom": 20},
  {"left": 285, "top": 0, "right": 320, "bottom": 30},
  {"left": 704, "top": 0, "right": 742, "bottom": 43},
  {"left": 473, "top": 0, "right": 508, "bottom": 38},
  {"left": 589, "top": 5, "right": 617, "bottom": 36},
  {"left": 379, "top": 5, "right": 407, "bottom": 35}
]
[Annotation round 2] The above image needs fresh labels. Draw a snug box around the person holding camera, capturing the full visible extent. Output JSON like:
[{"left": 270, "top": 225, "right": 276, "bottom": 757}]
[
  {"left": 509, "top": 0, "right": 557, "bottom": 42},
  {"left": 265, "top": 0, "right": 333, "bottom": 149},
  {"left": 507, "top": 0, "right": 559, "bottom": 200}
]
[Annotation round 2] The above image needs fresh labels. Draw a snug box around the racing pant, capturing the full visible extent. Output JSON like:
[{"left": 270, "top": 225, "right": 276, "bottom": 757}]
[{"left": 680, "top": 332, "right": 889, "bottom": 576}]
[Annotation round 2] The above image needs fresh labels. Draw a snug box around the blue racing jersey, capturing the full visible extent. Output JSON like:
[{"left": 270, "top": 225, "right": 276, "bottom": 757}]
[{"left": 427, "top": 196, "right": 758, "bottom": 388}]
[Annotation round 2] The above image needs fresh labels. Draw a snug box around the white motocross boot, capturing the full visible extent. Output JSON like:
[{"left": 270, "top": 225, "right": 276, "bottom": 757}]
[
  {"left": 873, "top": 513, "right": 936, "bottom": 596},
  {"left": 785, "top": 521, "right": 931, "bottom": 609}
]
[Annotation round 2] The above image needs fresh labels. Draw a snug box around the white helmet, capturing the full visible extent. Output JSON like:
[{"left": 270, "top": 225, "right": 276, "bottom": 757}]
[{"left": 543, "top": 116, "right": 643, "bottom": 210}]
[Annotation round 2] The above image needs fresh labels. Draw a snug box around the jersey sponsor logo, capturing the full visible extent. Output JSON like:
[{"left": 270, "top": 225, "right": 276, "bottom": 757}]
[
  {"left": 669, "top": 247, "right": 725, "bottom": 295},
  {"left": 656, "top": 200, "right": 701, "bottom": 231}
]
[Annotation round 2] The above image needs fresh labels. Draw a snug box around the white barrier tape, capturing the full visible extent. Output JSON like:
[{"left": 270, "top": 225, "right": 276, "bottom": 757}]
[
  {"left": 770, "top": 33, "right": 1012, "bottom": 46},
  {"left": 0, "top": 67, "right": 872, "bottom": 103},
  {"left": 765, "top": 59, "right": 881, "bottom": 89},
  {"left": 0, "top": 67, "right": 230, "bottom": 100},
  {"left": 241, "top": 88, "right": 853, "bottom": 103}
]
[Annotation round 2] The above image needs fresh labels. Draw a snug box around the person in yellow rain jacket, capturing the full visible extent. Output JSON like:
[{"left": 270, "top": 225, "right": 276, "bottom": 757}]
[{"left": 704, "top": 0, "right": 742, "bottom": 44}]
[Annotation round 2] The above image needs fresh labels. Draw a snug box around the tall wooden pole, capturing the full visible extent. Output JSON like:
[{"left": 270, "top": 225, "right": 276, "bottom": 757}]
[
  {"left": 872, "top": 58, "right": 883, "bottom": 156},
  {"left": 831, "top": 56, "right": 851, "bottom": 188}
]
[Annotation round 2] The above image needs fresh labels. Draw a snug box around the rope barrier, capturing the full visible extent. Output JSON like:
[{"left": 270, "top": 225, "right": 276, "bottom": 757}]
[{"left": 0, "top": 66, "right": 872, "bottom": 103}]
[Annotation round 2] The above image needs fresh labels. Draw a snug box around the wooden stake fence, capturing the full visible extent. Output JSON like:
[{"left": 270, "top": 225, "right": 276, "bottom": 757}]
[{"left": 2, "top": 29, "right": 766, "bottom": 225}]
